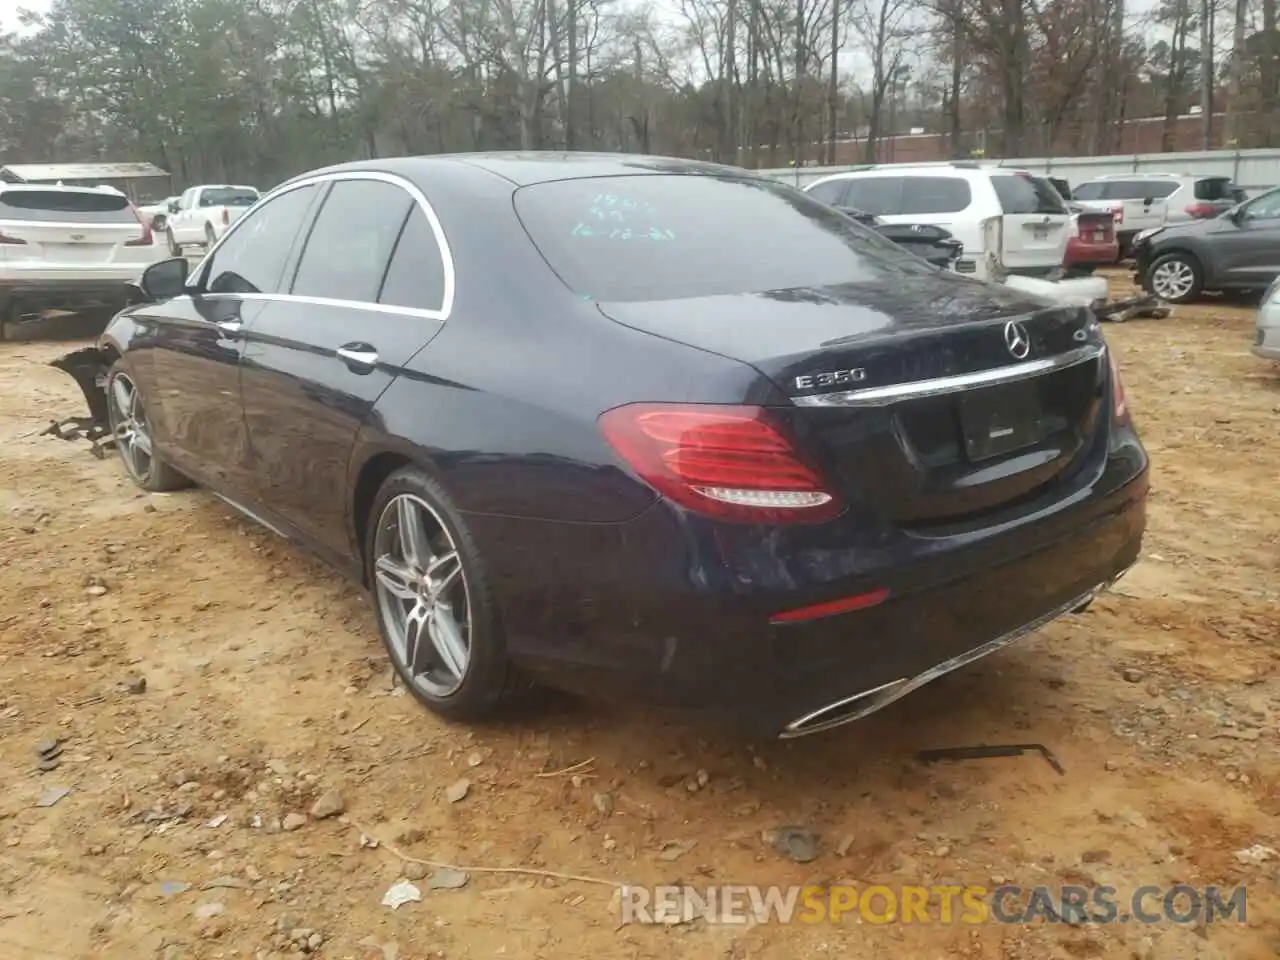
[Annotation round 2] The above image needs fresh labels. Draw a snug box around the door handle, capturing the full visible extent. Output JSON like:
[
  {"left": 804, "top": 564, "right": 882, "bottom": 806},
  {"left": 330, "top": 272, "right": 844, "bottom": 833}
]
[
  {"left": 216, "top": 319, "right": 242, "bottom": 334},
  {"left": 336, "top": 343, "right": 378, "bottom": 370}
]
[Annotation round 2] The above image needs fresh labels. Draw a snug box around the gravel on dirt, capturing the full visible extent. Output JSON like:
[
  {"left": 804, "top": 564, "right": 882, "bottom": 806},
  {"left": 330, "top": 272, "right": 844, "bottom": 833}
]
[{"left": 1, "top": 277, "right": 1277, "bottom": 958}]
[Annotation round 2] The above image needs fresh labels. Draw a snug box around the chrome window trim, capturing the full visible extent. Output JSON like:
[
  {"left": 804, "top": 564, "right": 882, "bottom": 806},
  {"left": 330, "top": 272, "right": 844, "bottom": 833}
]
[
  {"left": 792, "top": 342, "right": 1105, "bottom": 408},
  {"left": 187, "top": 169, "right": 455, "bottom": 321}
]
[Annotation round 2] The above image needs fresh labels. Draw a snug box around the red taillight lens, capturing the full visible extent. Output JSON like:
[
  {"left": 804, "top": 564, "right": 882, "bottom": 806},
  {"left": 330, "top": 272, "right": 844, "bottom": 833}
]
[
  {"left": 1107, "top": 348, "right": 1128, "bottom": 422},
  {"left": 222, "top": 208, "right": 229, "bottom": 225},
  {"left": 1185, "top": 202, "right": 1215, "bottom": 218},
  {"left": 598, "top": 403, "right": 843, "bottom": 523},
  {"left": 125, "top": 204, "right": 153, "bottom": 246},
  {"left": 1111, "top": 205, "right": 1124, "bottom": 224}
]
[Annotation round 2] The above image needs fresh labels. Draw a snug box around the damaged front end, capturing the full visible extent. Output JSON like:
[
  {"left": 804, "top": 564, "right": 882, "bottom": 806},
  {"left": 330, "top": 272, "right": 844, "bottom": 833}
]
[{"left": 48, "top": 345, "right": 115, "bottom": 450}]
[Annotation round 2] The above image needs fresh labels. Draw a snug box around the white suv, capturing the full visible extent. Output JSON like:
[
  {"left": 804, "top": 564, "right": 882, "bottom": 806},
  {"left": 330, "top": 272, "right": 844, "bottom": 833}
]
[
  {"left": 802, "top": 163, "right": 1072, "bottom": 281},
  {"left": 0, "top": 184, "right": 160, "bottom": 338}
]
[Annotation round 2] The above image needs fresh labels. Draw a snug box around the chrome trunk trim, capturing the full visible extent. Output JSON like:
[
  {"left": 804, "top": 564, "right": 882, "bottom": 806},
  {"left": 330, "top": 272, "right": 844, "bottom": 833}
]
[{"left": 792, "top": 343, "right": 1105, "bottom": 408}]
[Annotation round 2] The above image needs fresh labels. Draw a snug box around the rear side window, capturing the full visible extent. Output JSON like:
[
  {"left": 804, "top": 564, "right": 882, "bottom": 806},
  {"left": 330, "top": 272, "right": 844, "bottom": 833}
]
[
  {"left": 513, "top": 174, "right": 931, "bottom": 303},
  {"left": 898, "top": 176, "right": 971, "bottom": 215},
  {"left": 841, "top": 177, "right": 904, "bottom": 215},
  {"left": 1141, "top": 180, "right": 1179, "bottom": 199},
  {"left": 1072, "top": 181, "right": 1106, "bottom": 201},
  {"left": 199, "top": 187, "right": 259, "bottom": 208},
  {"left": 804, "top": 179, "right": 850, "bottom": 206},
  {"left": 378, "top": 208, "right": 447, "bottom": 312},
  {"left": 1194, "top": 178, "right": 1234, "bottom": 200},
  {"left": 0, "top": 189, "right": 135, "bottom": 223},
  {"left": 991, "top": 175, "right": 1068, "bottom": 215},
  {"left": 291, "top": 180, "right": 414, "bottom": 303}
]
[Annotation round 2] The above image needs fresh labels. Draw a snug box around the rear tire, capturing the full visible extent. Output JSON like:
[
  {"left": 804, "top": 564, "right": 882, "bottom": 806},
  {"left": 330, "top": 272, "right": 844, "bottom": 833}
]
[
  {"left": 1145, "top": 252, "right": 1203, "bottom": 304},
  {"left": 365, "top": 467, "right": 519, "bottom": 723},
  {"left": 105, "top": 361, "right": 192, "bottom": 493}
]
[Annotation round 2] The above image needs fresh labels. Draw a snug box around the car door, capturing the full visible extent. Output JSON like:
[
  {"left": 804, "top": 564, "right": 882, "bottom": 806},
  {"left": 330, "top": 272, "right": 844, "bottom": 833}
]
[
  {"left": 145, "top": 183, "right": 323, "bottom": 497},
  {"left": 1211, "top": 189, "right": 1280, "bottom": 285},
  {"left": 988, "top": 173, "right": 1070, "bottom": 273},
  {"left": 171, "top": 188, "right": 198, "bottom": 244},
  {"left": 239, "top": 174, "right": 450, "bottom": 561}
]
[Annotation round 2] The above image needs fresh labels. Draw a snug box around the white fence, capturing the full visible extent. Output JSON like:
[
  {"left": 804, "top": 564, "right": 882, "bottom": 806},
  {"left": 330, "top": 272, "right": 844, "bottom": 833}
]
[{"left": 758, "top": 148, "right": 1280, "bottom": 196}]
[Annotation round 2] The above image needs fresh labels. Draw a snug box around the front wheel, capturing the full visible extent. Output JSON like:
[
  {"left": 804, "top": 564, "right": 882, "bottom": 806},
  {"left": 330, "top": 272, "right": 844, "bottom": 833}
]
[
  {"left": 166, "top": 228, "right": 181, "bottom": 257},
  {"left": 105, "top": 363, "right": 191, "bottom": 493},
  {"left": 1146, "top": 253, "right": 1204, "bottom": 304},
  {"left": 365, "top": 468, "right": 518, "bottom": 722}
]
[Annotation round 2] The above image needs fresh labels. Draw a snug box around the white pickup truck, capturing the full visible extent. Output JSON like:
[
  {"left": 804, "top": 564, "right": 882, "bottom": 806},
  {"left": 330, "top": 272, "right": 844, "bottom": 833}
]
[{"left": 164, "top": 184, "right": 260, "bottom": 255}]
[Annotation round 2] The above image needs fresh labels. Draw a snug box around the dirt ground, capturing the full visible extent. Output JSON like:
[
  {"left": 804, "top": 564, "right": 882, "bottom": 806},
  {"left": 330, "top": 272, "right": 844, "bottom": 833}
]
[{"left": 1, "top": 275, "right": 1277, "bottom": 960}]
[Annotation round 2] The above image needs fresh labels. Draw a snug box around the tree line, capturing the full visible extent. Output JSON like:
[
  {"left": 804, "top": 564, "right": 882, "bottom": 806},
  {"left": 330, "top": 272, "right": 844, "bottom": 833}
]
[{"left": 1, "top": 0, "right": 1278, "bottom": 192}]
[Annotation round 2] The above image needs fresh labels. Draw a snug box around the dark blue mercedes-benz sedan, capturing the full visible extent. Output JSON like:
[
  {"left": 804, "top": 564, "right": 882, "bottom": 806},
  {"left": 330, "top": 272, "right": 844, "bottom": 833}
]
[{"left": 54, "top": 152, "right": 1148, "bottom": 738}]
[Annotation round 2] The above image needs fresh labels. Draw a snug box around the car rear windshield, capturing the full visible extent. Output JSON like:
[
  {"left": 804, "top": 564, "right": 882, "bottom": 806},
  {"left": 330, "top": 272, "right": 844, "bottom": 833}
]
[
  {"left": 200, "top": 187, "right": 259, "bottom": 207},
  {"left": 0, "top": 189, "right": 135, "bottom": 223},
  {"left": 513, "top": 174, "right": 934, "bottom": 302},
  {"left": 991, "top": 174, "right": 1068, "bottom": 215},
  {"left": 1194, "top": 178, "right": 1235, "bottom": 200}
]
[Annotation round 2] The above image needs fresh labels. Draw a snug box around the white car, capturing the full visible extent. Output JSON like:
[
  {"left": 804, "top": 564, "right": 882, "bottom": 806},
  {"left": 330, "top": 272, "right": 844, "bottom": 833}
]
[
  {"left": 802, "top": 163, "right": 1072, "bottom": 282},
  {"left": 0, "top": 183, "right": 161, "bottom": 339},
  {"left": 1255, "top": 278, "right": 1280, "bottom": 361},
  {"left": 165, "top": 184, "right": 261, "bottom": 254},
  {"left": 137, "top": 195, "right": 181, "bottom": 231}
]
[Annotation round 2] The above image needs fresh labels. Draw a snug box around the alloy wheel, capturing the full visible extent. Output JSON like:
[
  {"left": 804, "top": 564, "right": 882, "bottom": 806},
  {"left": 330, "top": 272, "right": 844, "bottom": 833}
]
[
  {"left": 373, "top": 493, "right": 471, "bottom": 698},
  {"left": 107, "top": 373, "right": 154, "bottom": 484},
  {"left": 1150, "top": 259, "right": 1195, "bottom": 301}
]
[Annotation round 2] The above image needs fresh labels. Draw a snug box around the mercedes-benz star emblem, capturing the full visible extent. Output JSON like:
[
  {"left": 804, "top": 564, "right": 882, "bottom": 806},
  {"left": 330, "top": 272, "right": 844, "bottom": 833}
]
[{"left": 1004, "top": 320, "right": 1031, "bottom": 360}]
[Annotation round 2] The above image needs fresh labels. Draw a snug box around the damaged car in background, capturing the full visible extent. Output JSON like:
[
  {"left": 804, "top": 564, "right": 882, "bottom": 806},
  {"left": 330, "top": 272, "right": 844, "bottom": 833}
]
[{"left": 53, "top": 154, "right": 1148, "bottom": 739}]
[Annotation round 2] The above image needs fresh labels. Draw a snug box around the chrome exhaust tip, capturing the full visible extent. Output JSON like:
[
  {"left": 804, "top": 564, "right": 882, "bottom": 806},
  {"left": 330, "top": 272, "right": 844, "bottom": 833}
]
[{"left": 778, "top": 583, "right": 1108, "bottom": 739}]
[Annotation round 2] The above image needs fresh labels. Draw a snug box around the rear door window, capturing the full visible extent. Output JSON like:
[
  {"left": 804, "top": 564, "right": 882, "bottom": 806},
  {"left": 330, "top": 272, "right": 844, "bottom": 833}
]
[
  {"left": 991, "top": 175, "right": 1068, "bottom": 214},
  {"left": 290, "top": 179, "right": 414, "bottom": 303},
  {"left": 0, "top": 189, "right": 135, "bottom": 223},
  {"left": 1072, "top": 182, "right": 1106, "bottom": 201},
  {"left": 804, "top": 179, "right": 850, "bottom": 207},
  {"left": 513, "top": 174, "right": 930, "bottom": 303},
  {"left": 898, "top": 176, "right": 971, "bottom": 215},
  {"left": 1194, "top": 178, "right": 1234, "bottom": 201},
  {"left": 840, "top": 177, "right": 904, "bottom": 216},
  {"left": 1140, "top": 180, "right": 1179, "bottom": 199}
]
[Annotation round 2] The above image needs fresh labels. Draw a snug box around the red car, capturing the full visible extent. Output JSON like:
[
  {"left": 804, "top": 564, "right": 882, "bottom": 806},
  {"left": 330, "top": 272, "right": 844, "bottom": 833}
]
[{"left": 1064, "top": 206, "right": 1119, "bottom": 275}]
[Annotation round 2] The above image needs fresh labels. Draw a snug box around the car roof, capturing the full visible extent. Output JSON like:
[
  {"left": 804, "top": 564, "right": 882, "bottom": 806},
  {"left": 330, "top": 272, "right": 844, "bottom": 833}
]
[
  {"left": 0, "top": 182, "right": 127, "bottom": 196},
  {"left": 285, "top": 152, "right": 751, "bottom": 192}
]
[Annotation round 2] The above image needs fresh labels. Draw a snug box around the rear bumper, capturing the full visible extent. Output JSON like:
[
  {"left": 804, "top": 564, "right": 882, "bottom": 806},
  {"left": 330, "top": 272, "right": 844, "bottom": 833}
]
[
  {"left": 1065, "top": 238, "right": 1119, "bottom": 267},
  {"left": 469, "top": 435, "right": 1149, "bottom": 738},
  {"left": 1254, "top": 325, "right": 1280, "bottom": 360},
  {"left": 0, "top": 273, "right": 142, "bottom": 315}
]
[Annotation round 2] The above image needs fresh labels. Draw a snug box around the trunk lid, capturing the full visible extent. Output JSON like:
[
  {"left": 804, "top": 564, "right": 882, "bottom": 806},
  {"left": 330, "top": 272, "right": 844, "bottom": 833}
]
[
  {"left": 989, "top": 173, "right": 1072, "bottom": 275},
  {"left": 598, "top": 274, "right": 1107, "bottom": 526},
  {"left": 0, "top": 188, "right": 143, "bottom": 263}
]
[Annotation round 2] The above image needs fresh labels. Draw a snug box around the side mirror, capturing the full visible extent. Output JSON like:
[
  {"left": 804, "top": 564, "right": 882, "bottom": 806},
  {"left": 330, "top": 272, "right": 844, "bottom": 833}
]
[
  {"left": 168, "top": 200, "right": 180, "bottom": 213},
  {"left": 1229, "top": 207, "right": 1246, "bottom": 224},
  {"left": 1142, "top": 197, "right": 1155, "bottom": 207},
  {"left": 140, "top": 257, "right": 189, "bottom": 301}
]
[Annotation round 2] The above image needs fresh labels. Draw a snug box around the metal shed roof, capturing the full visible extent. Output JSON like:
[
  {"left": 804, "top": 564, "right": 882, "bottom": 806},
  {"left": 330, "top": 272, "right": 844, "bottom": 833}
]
[{"left": 0, "top": 162, "right": 170, "bottom": 182}]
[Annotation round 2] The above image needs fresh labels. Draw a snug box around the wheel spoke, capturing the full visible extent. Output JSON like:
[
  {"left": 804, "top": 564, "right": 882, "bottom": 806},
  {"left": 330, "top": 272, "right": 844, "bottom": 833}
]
[
  {"left": 426, "top": 551, "right": 461, "bottom": 596},
  {"left": 404, "top": 602, "right": 431, "bottom": 676},
  {"left": 374, "top": 554, "right": 418, "bottom": 602},
  {"left": 111, "top": 378, "right": 132, "bottom": 418},
  {"left": 428, "top": 608, "right": 468, "bottom": 679},
  {"left": 132, "top": 428, "right": 153, "bottom": 457},
  {"left": 396, "top": 497, "right": 426, "bottom": 569}
]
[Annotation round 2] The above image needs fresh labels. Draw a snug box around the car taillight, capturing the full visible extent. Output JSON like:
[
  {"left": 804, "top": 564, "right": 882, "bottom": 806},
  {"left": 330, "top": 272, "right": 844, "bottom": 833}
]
[
  {"left": 1111, "top": 205, "right": 1124, "bottom": 225},
  {"left": 598, "top": 403, "right": 843, "bottom": 523},
  {"left": 0, "top": 229, "right": 26, "bottom": 245},
  {"left": 125, "top": 204, "right": 153, "bottom": 246},
  {"left": 1185, "top": 202, "right": 1216, "bottom": 218},
  {"left": 1107, "top": 348, "right": 1128, "bottom": 422},
  {"left": 222, "top": 208, "right": 229, "bottom": 225}
]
